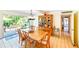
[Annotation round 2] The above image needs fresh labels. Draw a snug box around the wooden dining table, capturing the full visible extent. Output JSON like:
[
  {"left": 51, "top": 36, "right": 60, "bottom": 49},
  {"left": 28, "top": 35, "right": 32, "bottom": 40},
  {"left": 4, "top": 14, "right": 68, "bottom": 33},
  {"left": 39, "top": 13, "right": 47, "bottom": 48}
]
[
  {"left": 21, "top": 28, "right": 47, "bottom": 42},
  {"left": 21, "top": 27, "right": 51, "bottom": 48},
  {"left": 28, "top": 28, "right": 47, "bottom": 42}
]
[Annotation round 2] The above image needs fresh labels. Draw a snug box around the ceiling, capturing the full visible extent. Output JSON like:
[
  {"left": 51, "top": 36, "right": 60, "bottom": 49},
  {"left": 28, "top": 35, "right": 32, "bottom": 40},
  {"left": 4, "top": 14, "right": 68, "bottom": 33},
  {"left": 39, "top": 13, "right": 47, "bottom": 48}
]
[{"left": 0, "top": 10, "right": 71, "bottom": 16}]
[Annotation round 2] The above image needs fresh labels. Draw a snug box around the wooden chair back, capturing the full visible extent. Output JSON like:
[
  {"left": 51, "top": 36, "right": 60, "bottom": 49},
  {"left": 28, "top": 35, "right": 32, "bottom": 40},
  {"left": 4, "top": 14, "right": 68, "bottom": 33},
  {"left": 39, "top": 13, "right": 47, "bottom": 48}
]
[
  {"left": 17, "top": 29, "right": 28, "bottom": 41},
  {"left": 17, "top": 29, "right": 22, "bottom": 40},
  {"left": 41, "top": 32, "right": 51, "bottom": 48}
]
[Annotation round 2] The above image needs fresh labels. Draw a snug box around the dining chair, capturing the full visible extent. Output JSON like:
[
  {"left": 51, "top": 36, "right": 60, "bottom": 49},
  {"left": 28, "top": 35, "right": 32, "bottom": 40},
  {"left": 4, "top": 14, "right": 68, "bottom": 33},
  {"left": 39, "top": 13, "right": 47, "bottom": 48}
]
[
  {"left": 22, "top": 31, "right": 31, "bottom": 48},
  {"left": 40, "top": 32, "right": 51, "bottom": 48},
  {"left": 17, "top": 29, "right": 29, "bottom": 47},
  {"left": 27, "top": 37, "right": 37, "bottom": 48},
  {"left": 17, "top": 29, "right": 21, "bottom": 44},
  {"left": 23, "top": 31, "right": 37, "bottom": 48}
]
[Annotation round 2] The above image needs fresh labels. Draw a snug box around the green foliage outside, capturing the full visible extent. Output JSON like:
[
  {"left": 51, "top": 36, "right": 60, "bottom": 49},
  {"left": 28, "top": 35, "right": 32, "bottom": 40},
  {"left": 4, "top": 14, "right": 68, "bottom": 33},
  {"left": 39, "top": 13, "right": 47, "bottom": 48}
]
[
  {"left": 3, "top": 16, "right": 33, "bottom": 29},
  {"left": 3, "top": 16, "right": 24, "bottom": 28}
]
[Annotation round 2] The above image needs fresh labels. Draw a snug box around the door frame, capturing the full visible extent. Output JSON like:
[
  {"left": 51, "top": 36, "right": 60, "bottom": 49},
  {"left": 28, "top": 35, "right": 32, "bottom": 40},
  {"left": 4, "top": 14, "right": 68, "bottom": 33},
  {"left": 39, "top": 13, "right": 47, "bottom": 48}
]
[{"left": 61, "top": 15, "right": 71, "bottom": 34}]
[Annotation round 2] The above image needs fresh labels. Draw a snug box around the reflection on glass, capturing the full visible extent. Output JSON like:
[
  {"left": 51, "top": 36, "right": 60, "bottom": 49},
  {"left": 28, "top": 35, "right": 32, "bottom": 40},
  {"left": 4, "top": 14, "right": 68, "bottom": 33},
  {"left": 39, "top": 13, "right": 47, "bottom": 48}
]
[{"left": 63, "top": 18, "right": 69, "bottom": 32}]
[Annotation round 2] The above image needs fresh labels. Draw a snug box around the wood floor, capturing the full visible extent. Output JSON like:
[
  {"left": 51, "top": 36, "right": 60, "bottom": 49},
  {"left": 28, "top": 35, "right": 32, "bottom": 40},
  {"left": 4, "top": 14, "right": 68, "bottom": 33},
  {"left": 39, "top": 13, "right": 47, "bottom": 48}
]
[
  {"left": 22, "top": 33, "right": 76, "bottom": 48},
  {"left": 50, "top": 36, "right": 73, "bottom": 48}
]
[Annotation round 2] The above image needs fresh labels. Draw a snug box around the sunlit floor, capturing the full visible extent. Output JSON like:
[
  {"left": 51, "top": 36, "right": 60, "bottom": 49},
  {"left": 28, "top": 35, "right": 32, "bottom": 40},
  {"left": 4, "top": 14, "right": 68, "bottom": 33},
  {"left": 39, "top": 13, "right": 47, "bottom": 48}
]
[
  {"left": 0, "top": 33, "right": 76, "bottom": 48},
  {"left": 0, "top": 36, "right": 20, "bottom": 48},
  {"left": 50, "top": 36, "right": 73, "bottom": 48}
]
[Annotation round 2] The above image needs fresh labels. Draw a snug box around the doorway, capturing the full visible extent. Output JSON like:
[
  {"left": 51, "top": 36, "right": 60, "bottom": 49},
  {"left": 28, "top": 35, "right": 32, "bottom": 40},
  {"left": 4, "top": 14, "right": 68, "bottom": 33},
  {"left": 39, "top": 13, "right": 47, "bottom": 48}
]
[{"left": 61, "top": 15, "right": 71, "bottom": 34}]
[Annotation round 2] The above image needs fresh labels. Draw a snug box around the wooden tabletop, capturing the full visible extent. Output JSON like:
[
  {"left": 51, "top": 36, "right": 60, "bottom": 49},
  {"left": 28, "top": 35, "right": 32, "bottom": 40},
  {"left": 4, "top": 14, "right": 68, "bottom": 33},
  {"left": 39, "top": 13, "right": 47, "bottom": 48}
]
[{"left": 29, "top": 28, "right": 47, "bottom": 42}]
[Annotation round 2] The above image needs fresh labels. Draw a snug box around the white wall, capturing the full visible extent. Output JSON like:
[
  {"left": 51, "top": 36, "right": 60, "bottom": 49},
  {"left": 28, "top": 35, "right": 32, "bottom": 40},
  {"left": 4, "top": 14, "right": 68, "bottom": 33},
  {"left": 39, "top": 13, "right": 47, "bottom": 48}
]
[
  {"left": 71, "top": 12, "right": 74, "bottom": 45},
  {"left": 53, "top": 12, "right": 61, "bottom": 29},
  {"left": 0, "top": 14, "right": 4, "bottom": 38},
  {"left": 34, "top": 16, "right": 38, "bottom": 27}
]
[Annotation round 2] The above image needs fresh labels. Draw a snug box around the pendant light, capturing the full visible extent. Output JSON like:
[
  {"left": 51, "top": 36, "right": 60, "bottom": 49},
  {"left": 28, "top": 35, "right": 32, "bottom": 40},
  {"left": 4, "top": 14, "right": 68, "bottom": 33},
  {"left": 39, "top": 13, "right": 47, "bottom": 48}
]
[{"left": 28, "top": 10, "right": 35, "bottom": 20}]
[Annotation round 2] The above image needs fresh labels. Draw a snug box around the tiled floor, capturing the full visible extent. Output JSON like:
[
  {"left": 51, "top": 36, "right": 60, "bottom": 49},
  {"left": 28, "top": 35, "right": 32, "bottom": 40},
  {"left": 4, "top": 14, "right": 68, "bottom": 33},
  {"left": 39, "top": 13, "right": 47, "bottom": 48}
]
[
  {"left": 0, "top": 36, "right": 21, "bottom": 48},
  {"left": 0, "top": 39, "right": 5, "bottom": 48}
]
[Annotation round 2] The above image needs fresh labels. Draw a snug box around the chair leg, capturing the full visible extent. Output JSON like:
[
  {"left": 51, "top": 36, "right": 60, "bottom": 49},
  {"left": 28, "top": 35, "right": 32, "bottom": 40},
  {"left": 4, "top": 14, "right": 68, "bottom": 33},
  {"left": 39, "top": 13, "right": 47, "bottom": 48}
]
[
  {"left": 29, "top": 41, "right": 33, "bottom": 48},
  {"left": 24, "top": 40, "right": 27, "bottom": 48},
  {"left": 21, "top": 41, "right": 23, "bottom": 47},
  {"left": 29, "top": 40, "right": 34, "bottom": 48},
  {"left": 46, "top": 43, "right": 50, "bottom": 48},
  {"left": 27, "top": 40, "right": 31, "bottom": 48},
  {"left": 31, "top": 41, "right": 36, "bottom": 48},
  {"left": 19, "top": 37, "right": 21, "bottom": 43}
]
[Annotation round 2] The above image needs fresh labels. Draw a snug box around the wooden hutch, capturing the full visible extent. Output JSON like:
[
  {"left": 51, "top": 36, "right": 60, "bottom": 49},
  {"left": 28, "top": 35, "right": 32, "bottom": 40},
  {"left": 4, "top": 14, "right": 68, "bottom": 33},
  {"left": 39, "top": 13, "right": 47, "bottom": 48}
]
[{"left": 38, "top": 13, "right": 53, "bottom": 35}]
